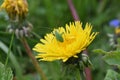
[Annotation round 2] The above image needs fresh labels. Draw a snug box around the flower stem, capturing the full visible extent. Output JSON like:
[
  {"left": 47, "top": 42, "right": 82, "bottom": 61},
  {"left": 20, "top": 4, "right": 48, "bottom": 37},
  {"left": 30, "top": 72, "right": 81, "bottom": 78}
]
[
  {"left": 20, "top": 37, "right": 47, "bottom": 80},
  {"left": 85, "top": 68, "right": 92, "bottom": 80},
  {"left": 67, "top": 0, "right": 92, "bottom": 80},
  {"left": 83, "top": 50, "right": 92, "bottom": 80},
  {"left": 5, "top": 32, "right": 14, "bottom": 67},
  {"left": 77, "top": 62, "right": 84, "bottom": 80},
  {"left": 76, "top": 69, "right": 82, "bottom": 80},
  {"left": 67, "top": 0, "right": 80, "bottom": 21}
]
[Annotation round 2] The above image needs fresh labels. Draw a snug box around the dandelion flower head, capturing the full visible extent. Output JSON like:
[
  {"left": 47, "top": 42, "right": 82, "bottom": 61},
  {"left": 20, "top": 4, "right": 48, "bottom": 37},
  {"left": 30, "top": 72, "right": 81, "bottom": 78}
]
[
  {"left": 33, "top": 21, "right": 98, "bottom": 62},
  {"left": 0, "top": 0, "right": 28, "bottom": 16}
]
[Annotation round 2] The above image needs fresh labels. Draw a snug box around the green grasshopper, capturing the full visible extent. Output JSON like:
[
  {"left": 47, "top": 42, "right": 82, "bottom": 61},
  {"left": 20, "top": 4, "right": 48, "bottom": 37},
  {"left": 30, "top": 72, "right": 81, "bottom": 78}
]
[{"left": 54, "top": 31, "right": 64, "bottom": 42}]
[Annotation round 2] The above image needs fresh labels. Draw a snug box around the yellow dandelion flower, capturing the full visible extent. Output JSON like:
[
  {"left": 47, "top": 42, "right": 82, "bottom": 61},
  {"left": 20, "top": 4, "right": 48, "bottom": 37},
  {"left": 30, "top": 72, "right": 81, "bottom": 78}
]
[
  {"left": 0, "top": 0, "right": 28, "bottom": 17},
  {"left": 33, "top": 21, "right": 98, "bottom": 62}
]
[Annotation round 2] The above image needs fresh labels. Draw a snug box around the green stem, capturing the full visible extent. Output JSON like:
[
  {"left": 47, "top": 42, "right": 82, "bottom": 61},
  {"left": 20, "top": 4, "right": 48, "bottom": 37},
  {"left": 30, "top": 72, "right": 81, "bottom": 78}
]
[
  {"left": 5, "top": 32, "right": 14, "bottom": 67},
  {"left": 20, "top": 37, "right": 47, "bottom": 80},
  {"left": 31, "top": 31, "right": 42, "bottom": 39},
  {"left": 77, "top": 62, "right": 86, "bottom": 80},
  {"left": 76, "top": 68, "right": 82, "bottom": 80}
]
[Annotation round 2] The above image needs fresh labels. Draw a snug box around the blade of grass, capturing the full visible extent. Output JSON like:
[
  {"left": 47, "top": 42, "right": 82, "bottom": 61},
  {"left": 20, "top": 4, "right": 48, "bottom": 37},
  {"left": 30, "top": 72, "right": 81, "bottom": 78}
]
[
  {"left": 0, "top": 39, "right": 23, "bottom": 80},
  {"left": 5, "top": 32, "right": 14, "bottom": 66}
]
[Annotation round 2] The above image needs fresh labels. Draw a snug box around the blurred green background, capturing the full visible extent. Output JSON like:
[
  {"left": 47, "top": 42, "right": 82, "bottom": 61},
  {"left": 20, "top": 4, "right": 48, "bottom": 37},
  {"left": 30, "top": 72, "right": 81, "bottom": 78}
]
[{"left": 0, "top": 0, "right": 120, "bottom": 80}]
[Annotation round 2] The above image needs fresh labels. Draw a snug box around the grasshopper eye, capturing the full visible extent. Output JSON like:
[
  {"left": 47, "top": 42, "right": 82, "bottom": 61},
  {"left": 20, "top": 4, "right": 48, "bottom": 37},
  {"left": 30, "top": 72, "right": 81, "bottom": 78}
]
[{"left": 54, "top": 31, "right": 64, "bottom": 42}]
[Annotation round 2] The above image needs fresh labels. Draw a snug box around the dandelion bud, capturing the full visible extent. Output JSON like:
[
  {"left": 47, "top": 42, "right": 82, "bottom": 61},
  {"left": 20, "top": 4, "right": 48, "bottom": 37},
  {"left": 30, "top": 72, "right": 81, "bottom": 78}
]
[
  {"left": 15, "top": 29, "right": 19, "bottom": 39},
  {"left": 20, "top": 30, "right": 24, "bottom": 38},
  {"left": 82, "top": 54, "right": 88, "bottom": 63},
  {"left": 8, "top": 29, "right": 14, "bottom": 33},
  {"left": 81, "top": 54, "right": 92, "bottom": 67}
]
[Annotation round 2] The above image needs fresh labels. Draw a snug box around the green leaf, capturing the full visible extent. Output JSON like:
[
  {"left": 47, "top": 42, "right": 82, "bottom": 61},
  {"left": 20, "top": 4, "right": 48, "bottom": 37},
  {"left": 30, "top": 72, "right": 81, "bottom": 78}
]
[
  {"left": 0, "top": 41, "right": 23, "bottom": 80},
  {"left": 0, "top": 62, "right": 13, "bottom": 80},
  {"left": 93, "top": 49, "right": 107, "bottom": 54},
  {"left": 103, "top": 51, "right": 120, "bottom": 66},
  {"left": 104, "top": 69, "right": 120, "bottom": 80}
]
